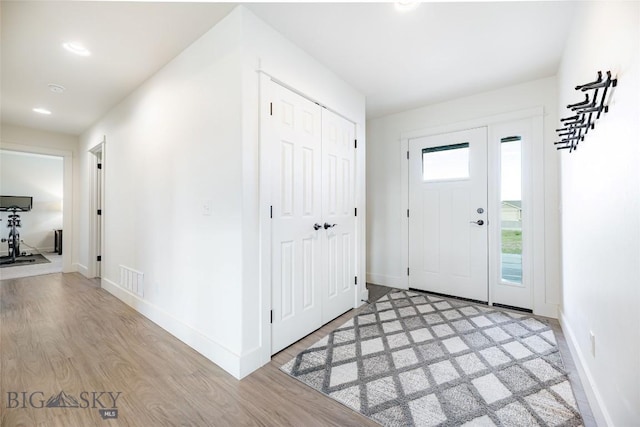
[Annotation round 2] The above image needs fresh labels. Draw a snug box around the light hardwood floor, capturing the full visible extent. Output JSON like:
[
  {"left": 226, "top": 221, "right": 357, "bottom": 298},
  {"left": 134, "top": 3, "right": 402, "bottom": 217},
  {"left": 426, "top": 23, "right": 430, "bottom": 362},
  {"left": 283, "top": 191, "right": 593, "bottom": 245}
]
[
  {"left": 1, "top": 273, "right": 594, "bottom": 427},
  {"left": 1, "top": 273, "right": 378, "bottom": 426}
]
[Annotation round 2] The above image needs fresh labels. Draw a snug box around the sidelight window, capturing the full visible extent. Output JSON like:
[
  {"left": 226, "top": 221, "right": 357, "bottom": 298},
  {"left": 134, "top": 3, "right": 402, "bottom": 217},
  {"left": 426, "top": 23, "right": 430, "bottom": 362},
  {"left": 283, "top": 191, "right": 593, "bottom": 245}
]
[{"left": 500, "top": 136, "right": 523, "bottom": 284}]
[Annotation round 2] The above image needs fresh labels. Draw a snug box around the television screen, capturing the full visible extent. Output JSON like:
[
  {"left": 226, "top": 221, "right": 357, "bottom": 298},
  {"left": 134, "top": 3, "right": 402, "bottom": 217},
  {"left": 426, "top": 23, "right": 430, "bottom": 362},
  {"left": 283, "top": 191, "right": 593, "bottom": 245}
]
[{"left": 0, "top": 196, "right": 33, "bottom": 211}]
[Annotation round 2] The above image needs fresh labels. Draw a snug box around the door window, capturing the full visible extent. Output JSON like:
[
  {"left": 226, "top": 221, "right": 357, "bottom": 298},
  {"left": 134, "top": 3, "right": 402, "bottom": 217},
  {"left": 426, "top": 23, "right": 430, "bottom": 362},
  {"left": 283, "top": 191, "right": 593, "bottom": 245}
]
[{"left": 422, "top": 143, "right": 470, "bottom": 181}]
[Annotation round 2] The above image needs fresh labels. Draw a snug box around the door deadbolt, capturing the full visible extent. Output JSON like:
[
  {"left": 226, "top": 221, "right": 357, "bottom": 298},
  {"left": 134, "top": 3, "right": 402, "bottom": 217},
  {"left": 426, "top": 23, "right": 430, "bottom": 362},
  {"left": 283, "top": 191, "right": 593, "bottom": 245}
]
[{"left": 477, "top": 208, "right": 484, "bottom": 214}]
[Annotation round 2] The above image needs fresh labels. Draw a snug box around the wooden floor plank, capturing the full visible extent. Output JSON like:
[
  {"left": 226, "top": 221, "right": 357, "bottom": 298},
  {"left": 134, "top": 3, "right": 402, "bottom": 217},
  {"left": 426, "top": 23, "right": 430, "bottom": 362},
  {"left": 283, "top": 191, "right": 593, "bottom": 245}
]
[{"left": 1, "top": 273, "right": 377, "bottom": 426}]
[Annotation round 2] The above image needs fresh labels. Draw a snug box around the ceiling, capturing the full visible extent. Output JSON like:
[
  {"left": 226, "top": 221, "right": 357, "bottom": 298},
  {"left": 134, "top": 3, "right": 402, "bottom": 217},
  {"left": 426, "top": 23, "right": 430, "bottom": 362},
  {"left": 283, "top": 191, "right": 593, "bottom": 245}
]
[{"left": 1, "top": 1, "right": 579, "bottom": 136}]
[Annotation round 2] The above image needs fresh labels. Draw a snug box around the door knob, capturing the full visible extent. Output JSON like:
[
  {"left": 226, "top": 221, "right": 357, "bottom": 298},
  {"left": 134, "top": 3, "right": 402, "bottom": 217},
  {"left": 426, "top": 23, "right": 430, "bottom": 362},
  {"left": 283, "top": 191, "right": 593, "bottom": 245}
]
[
  {"left": 323, "top": 222, "right": 337, "bottom": 229},
  {"left": 313, "top": 223, "right": 322, "bottom": 230},
  {"left": 470, "top": 219, "right": 484, "bottom": 226}
]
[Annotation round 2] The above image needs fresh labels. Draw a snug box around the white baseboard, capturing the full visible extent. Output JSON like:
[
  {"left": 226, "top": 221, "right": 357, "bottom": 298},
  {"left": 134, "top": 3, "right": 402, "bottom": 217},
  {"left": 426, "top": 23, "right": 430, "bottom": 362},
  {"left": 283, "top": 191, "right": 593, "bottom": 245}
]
[
  {"left": 238, "top": 345, "right": 269, "bottom": 379},
  {"left": 366, "top": 273, "right": 408, "bottom": 289},
  {"left": 559, "top": 310, "right": 612, "bottom": 427},
  {"left": 74, "top": 263, "right": 89, "bottom": 277},
  {"left": 101, "top": 277, "right": 245, "bottom": 379}
]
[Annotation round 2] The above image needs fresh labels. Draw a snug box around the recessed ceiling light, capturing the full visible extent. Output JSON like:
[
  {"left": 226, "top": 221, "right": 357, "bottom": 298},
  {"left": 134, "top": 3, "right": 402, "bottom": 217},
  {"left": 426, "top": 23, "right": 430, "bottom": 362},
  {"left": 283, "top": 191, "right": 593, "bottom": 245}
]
[
  {"left": 33, "top": 107, "right": 52, "bottom": 115},
  {"left": 48, "top": 84, "right": 66, "bottom": 94},
  {"left": 395, "top": 0, "right": 420, "bottom": 12},
  {"left": 63, "top": 42, "right": 91, "bottom": 56}
]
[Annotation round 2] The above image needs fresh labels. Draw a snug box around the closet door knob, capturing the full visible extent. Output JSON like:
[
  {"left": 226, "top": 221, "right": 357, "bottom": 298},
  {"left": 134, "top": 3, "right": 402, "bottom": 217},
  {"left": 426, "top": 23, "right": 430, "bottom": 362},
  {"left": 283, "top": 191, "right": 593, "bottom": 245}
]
[
  {"left": 313, "top": 223, "right": 322, "bottom": 230},
  {"left": 323, "top": 223, "right": 337, "bottom": 229}
]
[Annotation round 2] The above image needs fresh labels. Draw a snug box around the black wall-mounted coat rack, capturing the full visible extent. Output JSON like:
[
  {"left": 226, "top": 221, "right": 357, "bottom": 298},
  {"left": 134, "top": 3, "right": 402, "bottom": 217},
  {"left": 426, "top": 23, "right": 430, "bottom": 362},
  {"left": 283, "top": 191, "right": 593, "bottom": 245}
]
[{"left": 555, "top": 71, "right": 617, "bottom": 152}]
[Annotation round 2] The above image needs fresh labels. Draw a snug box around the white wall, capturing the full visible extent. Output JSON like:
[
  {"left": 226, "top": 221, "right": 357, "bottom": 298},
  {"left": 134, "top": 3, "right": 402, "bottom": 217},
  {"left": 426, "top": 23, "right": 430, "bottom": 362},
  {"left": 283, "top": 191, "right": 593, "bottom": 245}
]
[
  {"left": 0, "top": 123, "right": 78, "bottom": 272},
  {"left": 79, "top": 8, "right": 245, "bottom": 376},
  {"left": 0, "top": 151, "right": 63, "bottom": 254},
  {"left": 366, "top": 77, "right": 560, "bottom": 316},
  {"left": 77, "top": 6, "right": 365, "bottom": 379},
  {"left": 558, "top": 2, "right": 640, "bottom": 425}
]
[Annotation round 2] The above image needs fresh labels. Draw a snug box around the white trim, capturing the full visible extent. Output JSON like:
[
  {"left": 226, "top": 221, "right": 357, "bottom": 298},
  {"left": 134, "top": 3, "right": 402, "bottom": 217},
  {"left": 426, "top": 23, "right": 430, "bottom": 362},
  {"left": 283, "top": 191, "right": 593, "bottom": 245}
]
[
  {"left": 366, "top": 273, "right": 408, "bottom": 290},
  {"left": 101, "top": 277, "right": 245, "bottom": 379},
  {"left": 257, "top": 69, "right": 354, "bottom": 125},
  {"left": 0, "top": 142, "right": 74, "bottom": 274},
  {"left": 560, "top": 310, "right": 612, "bottom": 427},
  {"left": 74, "top": 262, "right": 89, "bottom": 276},
  {"left": 258, "top": 72, "right": 273, "bottom": 366},
  {"left": 88, "top": 138, "right": 105, "bottom": 279},
  {"left": 400, "top": 107, "right": 544, "bottom": 141},
  {"left": 399, "top": 137, "right": 410, "bottom": 289}
]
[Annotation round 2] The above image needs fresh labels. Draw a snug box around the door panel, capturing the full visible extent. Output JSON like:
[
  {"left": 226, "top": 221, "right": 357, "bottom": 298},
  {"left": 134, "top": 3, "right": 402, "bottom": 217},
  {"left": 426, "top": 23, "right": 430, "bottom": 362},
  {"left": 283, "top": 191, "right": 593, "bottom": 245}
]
[
  {"left": 409, "top": 127, "right": 488, "bottom": 302},
  {"left": 271, "top": 84, "right": 323, "bottom": 354},
  {"left": 321, "top": 109, "right": 355, "bottom": 323}
]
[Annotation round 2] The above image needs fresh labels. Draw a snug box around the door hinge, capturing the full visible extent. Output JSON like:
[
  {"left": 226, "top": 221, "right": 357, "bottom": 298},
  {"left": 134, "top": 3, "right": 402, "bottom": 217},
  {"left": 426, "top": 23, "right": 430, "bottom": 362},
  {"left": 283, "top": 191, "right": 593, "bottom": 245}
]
[
  {"left": 270, "top": 102, "right": 273, "bottom": 116},
  {"left": 407, "top": 151, "right": 409, "bottom": 160},
  {"left": 270, "top": 205, "right": 273, "bottom": 218},
  {"left": 270, "top": 310, "right": 273, "bottom": 324},
  {"left": 97, "top": 163, "right": 102, "bottom": 170},
  {"left": 97, "top": 209, "right": 102, "bottom": 216},
  {"left": 354, "top": 276, "right": 358, "bottom": 285},
  {"left": 407, "top": 267, "right": 410, "bottom": 276},
  {"left": 97, "top": 256, "right": 102, "bottom": 262},
  {"left": 354, "top": 208, "right": 357, "bottom": 217},
  {"left": 407, "top": 209, "right": 409, "bottom": 218},
  {"left": 354, "top": 139, "right": 357, "bottom": 149}
]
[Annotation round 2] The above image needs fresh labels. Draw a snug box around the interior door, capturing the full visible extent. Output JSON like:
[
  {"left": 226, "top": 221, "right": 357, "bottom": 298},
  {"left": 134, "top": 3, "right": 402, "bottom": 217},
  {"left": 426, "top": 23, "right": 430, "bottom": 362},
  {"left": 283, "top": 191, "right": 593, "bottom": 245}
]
[
  {"left": 321, "top": 109, "right": 356, "bottom": 323},
  {"left": 408, "top": 127, "right": 488, "bottom": 302},
  {"left": 271, "top": 84, "right": 323, "bottom": 354}
]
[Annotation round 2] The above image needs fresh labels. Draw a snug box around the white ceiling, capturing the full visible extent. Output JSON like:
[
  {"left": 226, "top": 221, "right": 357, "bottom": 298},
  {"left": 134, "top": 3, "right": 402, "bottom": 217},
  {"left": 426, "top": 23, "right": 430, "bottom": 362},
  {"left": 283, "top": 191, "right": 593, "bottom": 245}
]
[{"left": 1, "top": 1, "right": 579, "bottom": 136}]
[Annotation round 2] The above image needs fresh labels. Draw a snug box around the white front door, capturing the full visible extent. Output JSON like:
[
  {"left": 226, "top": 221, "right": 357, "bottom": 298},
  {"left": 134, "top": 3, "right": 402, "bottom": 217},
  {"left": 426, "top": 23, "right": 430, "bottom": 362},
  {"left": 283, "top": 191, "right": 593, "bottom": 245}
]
[
  {"left": 408, "top": 127, "right": 488, "bottom": 302},
  {"left": 271, "top": 84, "right": 323, "bottom": 353},
  {"left": 321, "top": 109, "right": 356, "bottom": 323},
  {"left": 271, "top": 83, "right": 356, "bottom": 354}
]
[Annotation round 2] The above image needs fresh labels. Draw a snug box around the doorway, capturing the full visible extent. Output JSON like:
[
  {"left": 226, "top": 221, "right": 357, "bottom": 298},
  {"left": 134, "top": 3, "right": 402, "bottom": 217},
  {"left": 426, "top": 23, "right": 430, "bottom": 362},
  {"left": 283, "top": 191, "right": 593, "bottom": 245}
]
[
  {"left": 405, "top": 118, "right": 536, "bottom": 311},
  {"left": 89, "top": 140, "right": 104, "bottom": 279},
  {"left": 270, "top": 82, "right": 357, "bottom": 354},
  {"left": 0, "top": 150, "right": 65, "bottom": 279}
]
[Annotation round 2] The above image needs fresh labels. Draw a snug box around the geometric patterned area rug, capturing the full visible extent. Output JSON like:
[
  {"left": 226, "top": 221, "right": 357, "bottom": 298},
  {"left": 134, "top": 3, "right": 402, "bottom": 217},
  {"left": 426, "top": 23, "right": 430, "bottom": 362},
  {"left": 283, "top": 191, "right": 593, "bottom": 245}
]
[{"left": 281, "top": 290, "right": 584, "bottom": 426}]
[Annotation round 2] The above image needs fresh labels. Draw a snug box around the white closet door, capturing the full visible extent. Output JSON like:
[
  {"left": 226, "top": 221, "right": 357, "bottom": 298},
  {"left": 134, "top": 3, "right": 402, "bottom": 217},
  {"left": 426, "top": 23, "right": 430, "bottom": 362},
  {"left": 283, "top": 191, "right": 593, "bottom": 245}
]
[
  {"left": 321, "top": 109, "right": 356, "bottom": 323},
  {"left": 271, "top": 84, "right": 323, "bottom": 354}
]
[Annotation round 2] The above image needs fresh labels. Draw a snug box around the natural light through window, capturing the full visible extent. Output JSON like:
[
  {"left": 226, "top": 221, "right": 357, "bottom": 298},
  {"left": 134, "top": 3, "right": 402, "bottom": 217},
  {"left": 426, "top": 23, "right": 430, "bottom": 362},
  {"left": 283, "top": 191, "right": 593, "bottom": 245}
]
[
  {"left": 422, "top": 143, "right": 470, "bottom": 181},
  {"left": 500, "top": 136, "right": 523, "bottom": 284}
]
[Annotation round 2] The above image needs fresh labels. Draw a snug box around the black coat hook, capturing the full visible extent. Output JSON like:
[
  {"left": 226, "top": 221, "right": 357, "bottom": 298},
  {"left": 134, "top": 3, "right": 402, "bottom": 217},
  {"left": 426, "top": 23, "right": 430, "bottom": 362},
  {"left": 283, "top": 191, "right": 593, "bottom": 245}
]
[
  {"left": 579, "top": 71, "right": 612, "bottom": 91},
  {"left": 567, "top": 94, "right": 590, "bottom": 109},
  {"left": 575, "top": 71, "right": 602, "bottom": 91},
  {"left": 558, "top": 70, "right": 617, "bottom": 152}
]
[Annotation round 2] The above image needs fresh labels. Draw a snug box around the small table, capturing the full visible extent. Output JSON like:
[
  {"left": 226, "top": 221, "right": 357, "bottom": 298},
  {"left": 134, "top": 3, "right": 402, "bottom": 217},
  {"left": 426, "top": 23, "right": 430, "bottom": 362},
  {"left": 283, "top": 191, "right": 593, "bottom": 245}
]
[{"left": 54, "top": 229, "right": 62, "bottom": 255}]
